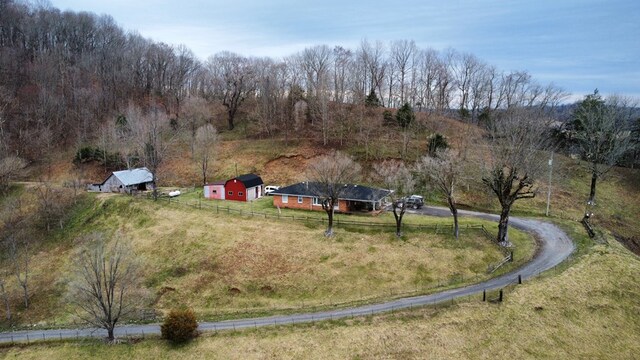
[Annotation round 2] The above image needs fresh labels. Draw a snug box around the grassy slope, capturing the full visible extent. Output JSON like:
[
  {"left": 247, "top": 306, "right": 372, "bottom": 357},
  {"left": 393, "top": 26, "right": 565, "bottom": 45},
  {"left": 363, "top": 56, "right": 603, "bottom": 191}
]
[
  {"left": 3, "top": 234, "right": 638, "bottom": 359},
  {"left": 0, "top": 194, "right": 533, "bottom": 328}
]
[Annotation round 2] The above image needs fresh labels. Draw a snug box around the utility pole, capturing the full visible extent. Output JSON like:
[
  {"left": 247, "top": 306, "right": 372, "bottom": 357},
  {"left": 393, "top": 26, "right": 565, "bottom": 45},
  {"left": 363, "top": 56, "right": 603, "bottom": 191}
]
[{"left": 545, "top": 151, "right": 553, "bottom": 216}]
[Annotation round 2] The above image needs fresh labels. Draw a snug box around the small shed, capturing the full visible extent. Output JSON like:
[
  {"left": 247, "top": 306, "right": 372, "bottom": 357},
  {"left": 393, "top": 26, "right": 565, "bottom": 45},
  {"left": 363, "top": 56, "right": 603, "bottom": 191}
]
[
  {"left": 203, "top": 180, "right": 226, "bottom": 200},
  {"left": 88, "top": 167, "right": 154, "bottom": 194},
  {"left": 224, "top": 174, "right": 264, "bottom": 202}
]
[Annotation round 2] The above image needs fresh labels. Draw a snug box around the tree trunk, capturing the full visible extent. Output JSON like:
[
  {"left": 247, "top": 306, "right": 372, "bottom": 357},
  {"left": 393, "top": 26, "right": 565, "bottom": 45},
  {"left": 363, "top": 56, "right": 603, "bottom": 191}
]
[
  {"left": 21, "top": 283, "right": 28, "bottom": 309},
  {"left": 451, "top": 206, "right": 459, "bottom": 240},
  {"left": 497, "top": 205, "right": 511, "bottom": 246},
  {"left": 588, "top": 170, "right": 597, "bottom": 204},
  {"left": 227, "top": 116, "right": 234, "bottom": 130},
  {"left": 325, "top": 207, "right": 334, "bottom": 237},
  {"left": 392, "top": 204, "right": 405, "bottom": 237},
  {"left": 446, "top": 195, "right": 459, "bottom": 240},
  {"left": 107, "top": 327, "right": 115, "bottom": 342}
]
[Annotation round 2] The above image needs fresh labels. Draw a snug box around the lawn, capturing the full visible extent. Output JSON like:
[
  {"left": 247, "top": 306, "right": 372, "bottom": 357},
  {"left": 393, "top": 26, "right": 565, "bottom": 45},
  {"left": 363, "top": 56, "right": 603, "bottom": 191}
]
[
  {"left": 3, "top": 229, "right": 637, "bottom": 359},
  {"left": 0, "top": 193, "right": 535, "bottom": 329}
]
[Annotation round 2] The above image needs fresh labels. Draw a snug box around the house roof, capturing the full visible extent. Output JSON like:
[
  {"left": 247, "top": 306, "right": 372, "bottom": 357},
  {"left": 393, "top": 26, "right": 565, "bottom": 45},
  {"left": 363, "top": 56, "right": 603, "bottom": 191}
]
[
  {"left": 228, "top": 173, "right": 263, "bottom": 188},
  {"left": 206, "top": 180, "right": 226, "bottom": 186},
  {"left": 272, "top": 182, "right": 392, "bottom": 202},
  {"left": 109, "top": 167, "right": 154, "bottom": 186}
]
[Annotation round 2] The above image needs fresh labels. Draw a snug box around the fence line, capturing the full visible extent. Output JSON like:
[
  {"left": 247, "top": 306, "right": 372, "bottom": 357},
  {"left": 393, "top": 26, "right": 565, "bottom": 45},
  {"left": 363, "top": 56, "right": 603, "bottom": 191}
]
[{"left": 155, "top": 196, "right": 495, "bottom": 234}]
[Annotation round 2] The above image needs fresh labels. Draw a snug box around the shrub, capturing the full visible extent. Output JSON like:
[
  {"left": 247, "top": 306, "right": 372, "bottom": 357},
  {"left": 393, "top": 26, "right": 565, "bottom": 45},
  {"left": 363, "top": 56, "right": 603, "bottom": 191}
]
[
  {"left": 428, "top": 133, "right": 449, "bottom": 154},
  {"left": 161, "top": 308, "right": 199, "bottom": 343}
]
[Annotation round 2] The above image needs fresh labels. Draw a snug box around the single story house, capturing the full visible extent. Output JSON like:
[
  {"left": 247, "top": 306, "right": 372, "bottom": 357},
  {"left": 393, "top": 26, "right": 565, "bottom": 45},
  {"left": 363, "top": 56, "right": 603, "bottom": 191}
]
[
  {"left": 87, "top": 167, "right": 154, "bottom": 194},
  {"left": 203, "top": 173, "right": 264, "bottom": 202},
  {"left": 271, "top": 182, "right": 392, "bottom": 213}
]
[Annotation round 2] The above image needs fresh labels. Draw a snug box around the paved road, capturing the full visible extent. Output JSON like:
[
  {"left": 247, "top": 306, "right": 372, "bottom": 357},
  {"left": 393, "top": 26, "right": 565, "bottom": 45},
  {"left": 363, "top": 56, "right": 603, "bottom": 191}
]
[{"left": 0, "top": 206, "right": 575, "bottom": 343}]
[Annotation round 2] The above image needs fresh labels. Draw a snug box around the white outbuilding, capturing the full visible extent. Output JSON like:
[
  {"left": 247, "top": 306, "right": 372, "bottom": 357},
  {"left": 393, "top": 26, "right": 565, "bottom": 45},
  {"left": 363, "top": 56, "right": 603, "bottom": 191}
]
[{"left": 88, "top": 167, "right": 154, "bottom": 194}]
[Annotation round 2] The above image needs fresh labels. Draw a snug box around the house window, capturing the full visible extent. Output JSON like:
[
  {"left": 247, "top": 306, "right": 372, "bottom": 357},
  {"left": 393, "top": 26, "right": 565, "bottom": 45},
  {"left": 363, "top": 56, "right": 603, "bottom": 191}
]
[
  {"left": 228, "top": 191, "right": 233, "bottom": 196},
  {"left": 238, "top": 192, "right": 244, "bottom": 197},
  {"left": 282, "top": 195, "right": 288, "bottom": 203},
  {"left": 298, "top": 196, "right": 303, "bottom": 203},
  {"left": 212, "top": 190, "right": 217, "bottom": 194},
  {"left": 313, "top": 197, "right": 321, "bottom": 206}
]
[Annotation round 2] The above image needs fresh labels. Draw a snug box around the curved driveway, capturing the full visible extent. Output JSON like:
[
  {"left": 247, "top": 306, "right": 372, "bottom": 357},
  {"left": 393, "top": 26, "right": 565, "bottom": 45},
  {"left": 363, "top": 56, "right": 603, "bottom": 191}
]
[{"left": 0, "top": 207, "right": 575, "bottom": 343}]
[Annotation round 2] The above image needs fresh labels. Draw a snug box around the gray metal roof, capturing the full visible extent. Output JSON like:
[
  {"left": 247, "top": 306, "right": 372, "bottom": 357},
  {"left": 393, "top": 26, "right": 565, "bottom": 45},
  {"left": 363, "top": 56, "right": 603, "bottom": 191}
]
[
  {"left": 272, "top": 182, "right": 392, "bottom": 202},
  {"left": 111, "top": 167, "right": 154, "bottom": 186}
]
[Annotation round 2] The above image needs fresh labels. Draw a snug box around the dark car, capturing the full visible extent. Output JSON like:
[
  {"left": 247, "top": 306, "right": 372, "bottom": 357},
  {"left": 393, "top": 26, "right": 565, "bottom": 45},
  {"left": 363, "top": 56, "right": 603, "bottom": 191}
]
[{"left": 404, "top": 195, "right": 424, "bottom": 209}]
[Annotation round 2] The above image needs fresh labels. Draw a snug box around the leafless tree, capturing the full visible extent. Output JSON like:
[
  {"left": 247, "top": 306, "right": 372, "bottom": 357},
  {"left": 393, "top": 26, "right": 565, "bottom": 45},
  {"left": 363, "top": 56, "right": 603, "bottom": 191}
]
[
  {"left": 127, "top": 105, "right": 173, "bottom": 200},
  {"left": 181, "top": 96, "right": 211, "bottom": 158},
  {"left": 1, "top": 197, "right": 30, "bottom": 309},
  {"left": 194, "top": 124, "right": 219, "bottom": 185},
  {"left": 207, "top": 52, "right": 256, "bottom": 130},
  {"left": 35, "top": 180, "right": 69, "bottom": 231},
  {"left": 301, "top": 45, "right": 333, "bottom": 145},
  {"left": 418, "top": 149, "right": 464, "bottom": 240},
  {"left": 374, "top": 160, "right": 414, "bottom": 237},
  {"left": 481, "top": 107, "right": 551, "bottom": 245},
  {"left": 0, "top": 156, "right": 26, "bottom": 194},
  {"left": 69, "top": 232, "right": 142, "bottom": 342},
  {"left": 307, "top": 151, "right": 361, "bottom": 236}
]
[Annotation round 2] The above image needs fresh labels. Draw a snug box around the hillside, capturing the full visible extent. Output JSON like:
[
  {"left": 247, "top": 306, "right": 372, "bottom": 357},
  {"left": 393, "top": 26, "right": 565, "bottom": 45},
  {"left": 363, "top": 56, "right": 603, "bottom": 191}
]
[
  {"left": 2, "top": 233, "right": 638, "bottom": 359},
  {"left": 0, "top": 192, "right": 534, "bottom": 329}
]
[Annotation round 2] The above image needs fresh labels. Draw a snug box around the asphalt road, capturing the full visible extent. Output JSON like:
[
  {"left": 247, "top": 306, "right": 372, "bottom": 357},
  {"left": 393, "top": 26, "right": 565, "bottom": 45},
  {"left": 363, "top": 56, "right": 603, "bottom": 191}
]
[{"left": 0, "top": 206, "right": 575, "bottom": 343}]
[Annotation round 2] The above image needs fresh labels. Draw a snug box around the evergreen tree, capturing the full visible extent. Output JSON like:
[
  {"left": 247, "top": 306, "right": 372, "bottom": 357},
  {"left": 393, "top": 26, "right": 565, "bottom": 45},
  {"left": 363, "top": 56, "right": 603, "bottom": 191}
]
[
  {"left": 365, "top": 89, "right": 381, "bottom": 107},
  {"left": 396, "top": 103, "right": 415, "bottom": 129}
]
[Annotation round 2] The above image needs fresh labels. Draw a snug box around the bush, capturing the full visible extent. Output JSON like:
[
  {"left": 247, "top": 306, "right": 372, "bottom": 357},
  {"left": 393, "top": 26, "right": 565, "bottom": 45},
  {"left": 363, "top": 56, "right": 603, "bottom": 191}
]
[
  {"left": 428, "top": 133, "right": 449, "bottom": 154},
  {"left": 161, "top": 308, "right": 199, "bottom": 343}
]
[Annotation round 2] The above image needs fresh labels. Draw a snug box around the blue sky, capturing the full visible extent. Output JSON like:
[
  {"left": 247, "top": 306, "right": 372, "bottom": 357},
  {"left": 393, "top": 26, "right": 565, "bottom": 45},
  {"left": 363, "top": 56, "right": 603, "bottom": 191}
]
[{"left": 50, "top": 0, "right": 639, "bottom": 100}]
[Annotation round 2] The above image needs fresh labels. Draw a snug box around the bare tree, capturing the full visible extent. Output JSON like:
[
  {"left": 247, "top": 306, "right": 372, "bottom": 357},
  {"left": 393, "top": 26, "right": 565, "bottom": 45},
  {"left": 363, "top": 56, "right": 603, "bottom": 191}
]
[
  {"left": 1, "top": 197, "right": 28, "bottom": 309},
  {"left": 1, "top": 197, "right": 31, "bottom": 309},
  {"left": 194, "top": 124, "right": 219, "bottom": 185},
  {"left": 181, "top": 96, "right": 211, "bottom": 158},
  {"left": 569, "top": 91, "right": 637, "bottom": 217},
  {"left": 0, "top": 156, "right": 26, "bottom": 194},
  {"left": 69, "top": 232, "right": 141, "bottom": 342},
  {"left": 128, "top": 105, "right": 172, "bottom": 200},
  {"left": 301, "top": 45, "right": 333, "bottom": 145},
  {"left": 307, "top": 151, "right": 361, "bottom": 236},
  {"left": 418, "top": 149, "right": 464, "bottom": 240},
  {"left": 481, "top": 107, "right": 551, "bottom": 245},
  {"left": 7, "top": 231, "right": 30, "bottom": 309},
  {"left": 35, "top": 180, "right": 70, "bottom": 231},
  {"left": 374, "top": 160, "right": 414, "bottom": 237},
  {"left": 207, "top": 52, "right": 255, "bottom": 130}
]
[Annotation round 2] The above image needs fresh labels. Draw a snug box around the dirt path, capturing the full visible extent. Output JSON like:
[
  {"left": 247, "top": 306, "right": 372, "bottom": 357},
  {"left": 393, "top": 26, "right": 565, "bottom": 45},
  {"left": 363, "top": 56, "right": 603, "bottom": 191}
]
[{"left": 0, "top": 206, "right": 575, "bottom": 343}]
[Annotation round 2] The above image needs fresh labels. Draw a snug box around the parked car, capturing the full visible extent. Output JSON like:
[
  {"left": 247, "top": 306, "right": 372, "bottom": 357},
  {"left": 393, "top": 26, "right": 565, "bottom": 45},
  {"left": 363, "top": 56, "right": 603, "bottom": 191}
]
[
  {"left": 264, "top": 185, "right": 280, "bottom": 195},
  {"left": 404, "top": 195, "right": 424, "bottom": 209}
]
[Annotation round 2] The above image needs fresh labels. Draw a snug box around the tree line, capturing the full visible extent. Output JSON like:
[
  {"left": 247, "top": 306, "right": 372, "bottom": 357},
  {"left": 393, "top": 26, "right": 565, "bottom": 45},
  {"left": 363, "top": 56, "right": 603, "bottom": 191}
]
[{"left": 0, "top": 1, "right": 570, "bottom": 159}]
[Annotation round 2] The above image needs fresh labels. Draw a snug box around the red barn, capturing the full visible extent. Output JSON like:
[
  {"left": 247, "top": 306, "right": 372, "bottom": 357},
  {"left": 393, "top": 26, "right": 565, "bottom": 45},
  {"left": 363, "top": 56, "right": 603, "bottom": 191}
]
[{"left": 223, "top": 174, "right": 264, "bottom": 202}]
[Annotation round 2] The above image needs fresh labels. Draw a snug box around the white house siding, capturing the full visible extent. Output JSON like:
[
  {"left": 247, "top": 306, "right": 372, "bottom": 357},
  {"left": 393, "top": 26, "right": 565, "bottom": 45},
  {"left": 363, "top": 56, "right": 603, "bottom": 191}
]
[{"left": 246, "top": 185, "right": 262, "bottom": 201}]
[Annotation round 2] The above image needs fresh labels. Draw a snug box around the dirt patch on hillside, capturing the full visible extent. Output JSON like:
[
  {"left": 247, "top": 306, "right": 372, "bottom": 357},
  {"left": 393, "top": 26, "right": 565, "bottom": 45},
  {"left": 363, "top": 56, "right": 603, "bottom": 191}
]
[
  {"left": 614, "top": 234, "right": 640, "bottom": 256},
  {"left": 217, "top": 241, "right": 302, "bottom": 281},
  {"left": 262, "top": 155, "right": 310, "bottom": 184}
]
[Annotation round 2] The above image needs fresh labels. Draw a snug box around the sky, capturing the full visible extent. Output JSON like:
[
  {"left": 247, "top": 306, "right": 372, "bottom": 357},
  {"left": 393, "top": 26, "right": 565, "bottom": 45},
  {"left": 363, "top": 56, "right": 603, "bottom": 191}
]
[{"left": 49, "top": 0, "right": 640, "bottom": 101}]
